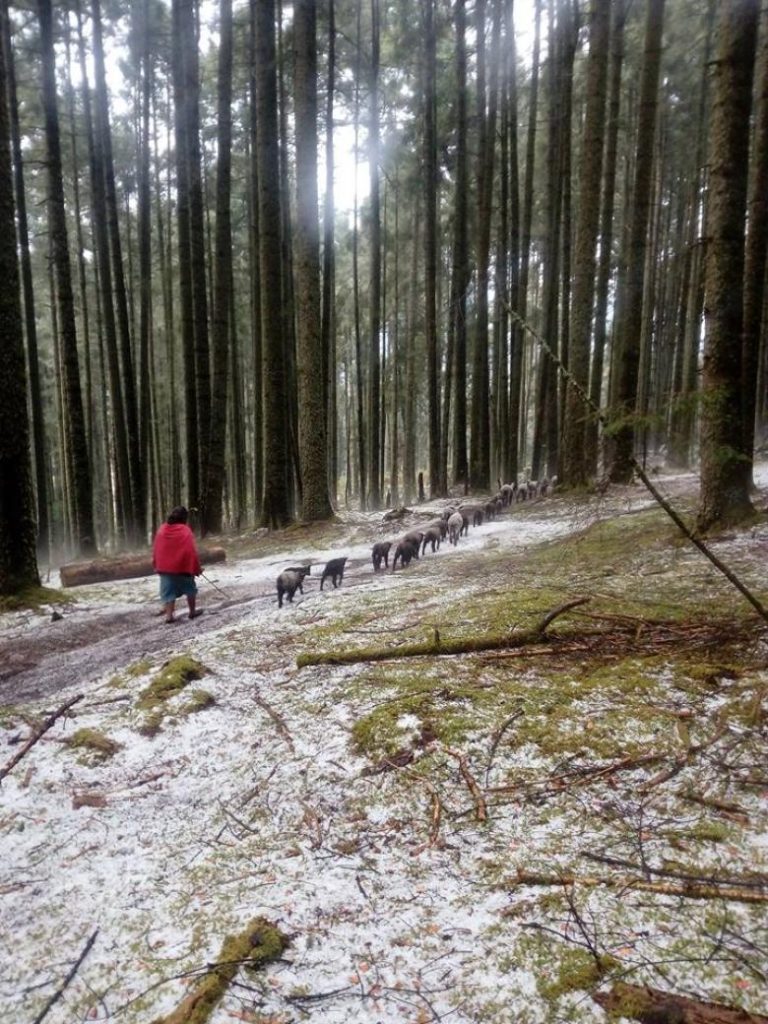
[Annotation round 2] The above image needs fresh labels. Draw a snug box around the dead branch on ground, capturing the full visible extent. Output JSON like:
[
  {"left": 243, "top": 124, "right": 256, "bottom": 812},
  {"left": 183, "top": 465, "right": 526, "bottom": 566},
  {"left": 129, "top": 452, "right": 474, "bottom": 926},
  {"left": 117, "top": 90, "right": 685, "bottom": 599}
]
[
  {"left": 252, "top": 689, "right": 294, "bottom": 752},
  {"left": 296, "top": 598, "right": 590, "bottom": 667},
  {"left": 593, "top": 981, "right": 768, "bottom": 1023},
  {"left": 442, "top": 746, "right": 488, "bottom": 822},
  {"left": 0, "top": 693, "right": 83, "bottom": 783},
  {"left": 511, "top": 869, "right": 768, "bottom": 905},
  {"left": 31, "top": 928, "right": 99, "bottom": 1024}
]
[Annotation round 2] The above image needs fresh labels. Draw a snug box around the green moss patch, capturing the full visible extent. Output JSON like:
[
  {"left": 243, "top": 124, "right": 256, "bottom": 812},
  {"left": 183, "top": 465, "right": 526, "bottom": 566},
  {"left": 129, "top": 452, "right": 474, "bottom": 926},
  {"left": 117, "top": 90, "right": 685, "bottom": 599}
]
[
  {"left": 137, "top": 656, "right": 206, "bottom": 710},
  {"left": 0, "top": 585, "right": 69, "bottom": 613},
  {"left": 179, "top": 689, "right": 216, "bottom": 715},
  {"left": 64, "top": 728, "right": 122, "bottom": 763},
  {"left": 151, "top": 917, "right": 287, "bottom": 1024}
]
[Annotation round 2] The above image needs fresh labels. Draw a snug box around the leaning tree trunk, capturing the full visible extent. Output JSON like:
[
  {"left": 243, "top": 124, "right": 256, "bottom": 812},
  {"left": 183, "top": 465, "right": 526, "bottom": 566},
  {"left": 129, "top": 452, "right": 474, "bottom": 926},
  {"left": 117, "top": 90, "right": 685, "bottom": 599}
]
[
  {"left": 37, "top": 0, "right": 96, "bottom": 556},
  {"left": 697, "top": 0, "right": 758, "bottom": 530},
  {"left": 0, "top": 0, "right": 38, "bottom": 595}
]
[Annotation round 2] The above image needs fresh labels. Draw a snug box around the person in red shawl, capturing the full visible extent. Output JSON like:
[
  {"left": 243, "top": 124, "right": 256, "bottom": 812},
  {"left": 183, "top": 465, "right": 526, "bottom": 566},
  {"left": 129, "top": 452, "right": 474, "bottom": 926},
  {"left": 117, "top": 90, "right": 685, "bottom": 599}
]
[{"left": 152, "top": 506, "right": 203, "bottom": 623}]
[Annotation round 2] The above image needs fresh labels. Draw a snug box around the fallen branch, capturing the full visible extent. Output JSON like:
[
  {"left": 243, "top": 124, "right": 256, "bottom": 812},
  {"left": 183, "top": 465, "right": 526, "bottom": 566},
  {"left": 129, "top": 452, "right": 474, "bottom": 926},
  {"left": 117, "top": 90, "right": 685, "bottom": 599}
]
[
  {"left": 150, "top": 918, "right": 286, "bottom": 1024},
  {"left": 296, "top": 598, "right": 590, "bottom": 667},
  {"left": 0, "top": 693, "right": 83, "bottom": 783},
  {"left": 443, "top": 747, "right": 488, "bottom": 822},
  {"left": 581, "top": 852, "right": 768, "bottom": 890},
  {"left": 485, "top": 708, "right": 524, "bottom": 783},
  {"left": 511, "top": 869, "right": 768, "bottom": 905},
  {"left": 31, "top": 928, "right": 99, "bottom": 1024},
  {"left": 680, "top": 791, "right": 750, "bottom": 823},
  {"left": 252, "top": 689, "right": 294, "bottom": 753},
  {"left": 593, "top": 981, "right": 768, "bottom": 1023}
]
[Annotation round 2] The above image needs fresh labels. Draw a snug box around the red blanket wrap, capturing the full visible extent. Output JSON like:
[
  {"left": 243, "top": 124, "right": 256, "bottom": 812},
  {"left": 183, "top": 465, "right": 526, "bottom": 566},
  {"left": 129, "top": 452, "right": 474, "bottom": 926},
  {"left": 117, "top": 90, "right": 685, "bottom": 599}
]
[{"left": 152, "top": 523, "right": 201, "bottom": 576}]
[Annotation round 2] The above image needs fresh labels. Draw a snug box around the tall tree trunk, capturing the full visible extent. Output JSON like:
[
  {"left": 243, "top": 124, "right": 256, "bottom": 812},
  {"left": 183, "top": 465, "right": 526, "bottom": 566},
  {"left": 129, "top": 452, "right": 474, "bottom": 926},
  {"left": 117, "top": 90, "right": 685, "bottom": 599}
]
[
  {"left": 586, "top": 0, "right": 626, "bottom": 475},
  {"left": 511, "top": 0, "right": 541, "bottom": 481},
  {"left": 367, "top": 0, "right": 382, "bottom": 509},
  {"left": 470, "top": 0, "right": 500, "bottom": 491},
  {"left": 450, "top": 0, "right": 470, "bottom": 488},
  {"left": 136, "top": 0, "right": 153, "bottom": 535},
  {"left": 423, "top": 0, "right": 440, "bottom": 497},
  {"left": 92, "top": 0, "right": 143, "bottom": 540},
  {"left": 697, "top": 0, "right": 758, "bottom": 529},
  {"left": 38, "top": 0, "right": 96, "bottom": 556},
  {"left": 741, "top": 3, "right": 768, "bottom": 483},
  {"left": 608, "top": 0, "right": 666, "bottom": 483},
  {"left": 3, "top": 3, "right": 49, "bottom": 560},
  {"left": 321, "top": 0, "right": 337, "bottom": 505},
  {"left": 172, "top": 0, "right": 198, "bottom": 508},
  {"left": 294, "top": 0, "right": 332, "bottom": 521},
  {"left": 255, "top": 0, "right": 291, "bottom": 527},
  {"left": 0, "top": 0, "right": 38, "bottom": 594},
  {"left": 561, "top": 0, "right": 610, "bottom": 487},
  {"left": 203, "top": 0, "right": 234, "bottom": 535}
]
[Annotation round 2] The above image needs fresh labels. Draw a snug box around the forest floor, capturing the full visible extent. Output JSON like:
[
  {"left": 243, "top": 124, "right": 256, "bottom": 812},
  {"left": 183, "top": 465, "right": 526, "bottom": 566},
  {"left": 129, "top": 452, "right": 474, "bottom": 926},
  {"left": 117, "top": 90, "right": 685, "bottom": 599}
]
[{"left": 1, "top": 467, "right": 767, "bottom": 1024}]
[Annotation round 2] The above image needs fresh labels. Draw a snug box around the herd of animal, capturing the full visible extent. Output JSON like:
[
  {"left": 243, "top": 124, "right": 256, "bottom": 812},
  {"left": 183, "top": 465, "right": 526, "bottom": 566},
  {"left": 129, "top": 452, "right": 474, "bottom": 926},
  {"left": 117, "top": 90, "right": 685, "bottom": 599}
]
[{"left": 275, "top": 476, "right": 556, "bottom": 607}]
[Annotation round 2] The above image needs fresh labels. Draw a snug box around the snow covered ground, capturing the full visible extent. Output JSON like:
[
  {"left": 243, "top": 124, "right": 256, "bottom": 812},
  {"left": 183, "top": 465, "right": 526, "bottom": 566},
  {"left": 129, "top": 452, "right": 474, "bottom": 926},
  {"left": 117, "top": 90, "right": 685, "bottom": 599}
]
[{"left": 1, "top": 477, "right": 766, "bottom": 1023}]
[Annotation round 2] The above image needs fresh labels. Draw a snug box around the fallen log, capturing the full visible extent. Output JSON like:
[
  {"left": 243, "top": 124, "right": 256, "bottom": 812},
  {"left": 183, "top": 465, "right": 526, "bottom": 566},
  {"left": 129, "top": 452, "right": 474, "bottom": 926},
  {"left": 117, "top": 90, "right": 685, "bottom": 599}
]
[
  {"left": 59, "top": 547, "right": 226, "bottom": 587},
  {"left": 593, "top": 981, "right": 768, "bottom": 1023},
  {"left": 297, "top": 597, "right": 590, "bottom": 668}
]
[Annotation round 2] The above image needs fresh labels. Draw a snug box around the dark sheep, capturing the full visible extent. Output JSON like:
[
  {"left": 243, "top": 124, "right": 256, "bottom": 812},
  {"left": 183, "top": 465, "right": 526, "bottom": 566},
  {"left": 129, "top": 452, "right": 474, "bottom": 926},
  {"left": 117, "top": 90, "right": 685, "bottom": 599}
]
[
  {"left": 392, "top": 537, "right": 420, "bottom": 570},
  {"left": 276, "top": 565, "right": 311, "bottom": 607},
  {"left": 372, "top": 540, "right": 393, "bottom": 572},
  {"left": 402, "top": 530, "right": 424, "bottom": 557},
  {"left": 421, "top": 524, "right": 443, "bottom": 555},
  {"left": 320, "top": 556, "right": 348, "bottom": 590}
]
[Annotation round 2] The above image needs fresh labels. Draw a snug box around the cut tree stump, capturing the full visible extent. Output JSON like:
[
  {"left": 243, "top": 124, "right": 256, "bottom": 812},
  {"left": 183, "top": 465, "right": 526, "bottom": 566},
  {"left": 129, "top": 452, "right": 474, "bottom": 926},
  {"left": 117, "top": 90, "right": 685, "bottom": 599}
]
[
  {"left": 593, "top": 981, "right": 768, "bottom": 1023},
  {"left": 59, "top": 547, "right": 226, "bottom": 587}
]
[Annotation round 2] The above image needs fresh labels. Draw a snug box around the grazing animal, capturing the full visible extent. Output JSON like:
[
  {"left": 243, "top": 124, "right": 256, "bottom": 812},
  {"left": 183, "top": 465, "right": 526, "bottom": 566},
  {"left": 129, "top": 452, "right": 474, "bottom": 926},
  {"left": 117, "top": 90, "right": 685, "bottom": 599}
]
[
  {"left": 421, "top": 524, "right": 442, "bottom": 555},
  {"left": 372, "top": 540, "right": 393, "bottom": 572},
  {"left": 500, "top": 483, "right": 516, "bottom": 506},
  {"left": 460, "top": 503, "right": 484, "bottom": 527},
  {"left": 320, "top": 556, "right": 347, "bottom": 590},
  {"left": 392, "top": 537, "right": 420, "bottom": 569},
  {"left": 402, "top": 530, "right": 424, "bottom": 557},
  {"left": 425, "top": 518, "right": 448, "bottom": 540},
  {"left": 447, "top": 510, "right": 463, "bottom": 546},
  {"left": 276, "top": 565, "right": 311, "bottom": 607}
]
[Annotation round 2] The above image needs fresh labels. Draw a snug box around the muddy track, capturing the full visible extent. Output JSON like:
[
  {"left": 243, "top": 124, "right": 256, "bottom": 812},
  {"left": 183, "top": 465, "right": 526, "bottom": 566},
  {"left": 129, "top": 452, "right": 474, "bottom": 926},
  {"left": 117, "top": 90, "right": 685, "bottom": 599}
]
[{"left": 0, "top": 560, "right": 393, "bottom": 706}]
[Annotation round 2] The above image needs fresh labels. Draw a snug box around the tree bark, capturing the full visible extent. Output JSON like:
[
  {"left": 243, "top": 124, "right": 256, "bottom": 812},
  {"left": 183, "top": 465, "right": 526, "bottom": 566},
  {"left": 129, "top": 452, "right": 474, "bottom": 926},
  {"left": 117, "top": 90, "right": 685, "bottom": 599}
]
[
  {"left": 698, "top": 0, "right": 758, "bottom": 529},
  {"left": 294, "top": 0, "right": 333, "bottom": 521},
  {"left": 0, "top": 0, "right": 39, "bottom": 594}
]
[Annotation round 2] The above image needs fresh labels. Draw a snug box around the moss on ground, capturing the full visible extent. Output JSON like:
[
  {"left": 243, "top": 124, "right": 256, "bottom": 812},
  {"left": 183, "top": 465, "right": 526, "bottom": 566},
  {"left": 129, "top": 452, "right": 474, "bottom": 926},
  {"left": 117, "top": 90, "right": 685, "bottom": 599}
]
[
  {"left": 65, "top": 727, "right": 122, "bottom": 762},
  {"left": 137, "top": 656, "right": 206, "bottom": 710},
  {"left": 0, "top": 585, "right": 69, "bottom": 613},
  {"left": 135, "top": 656, "right": 208, "bottom": 734},
  {"left": 150, "top": 917, "right": 287, "bottom": 1024}
]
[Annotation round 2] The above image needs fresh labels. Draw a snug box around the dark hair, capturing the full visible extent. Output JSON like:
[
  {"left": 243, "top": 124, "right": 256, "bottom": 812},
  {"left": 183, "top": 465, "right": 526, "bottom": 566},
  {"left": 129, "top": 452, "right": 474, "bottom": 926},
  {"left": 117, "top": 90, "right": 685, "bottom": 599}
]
[{"left": 166, "top": 506, "right": 188, "bottom": 525}]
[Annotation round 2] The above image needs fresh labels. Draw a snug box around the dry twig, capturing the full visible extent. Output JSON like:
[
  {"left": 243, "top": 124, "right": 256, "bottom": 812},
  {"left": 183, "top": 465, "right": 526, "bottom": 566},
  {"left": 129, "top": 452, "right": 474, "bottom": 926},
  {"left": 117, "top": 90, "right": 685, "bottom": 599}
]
[{"left": 0, "top": 693, "right": 83, "bottom": 783}]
